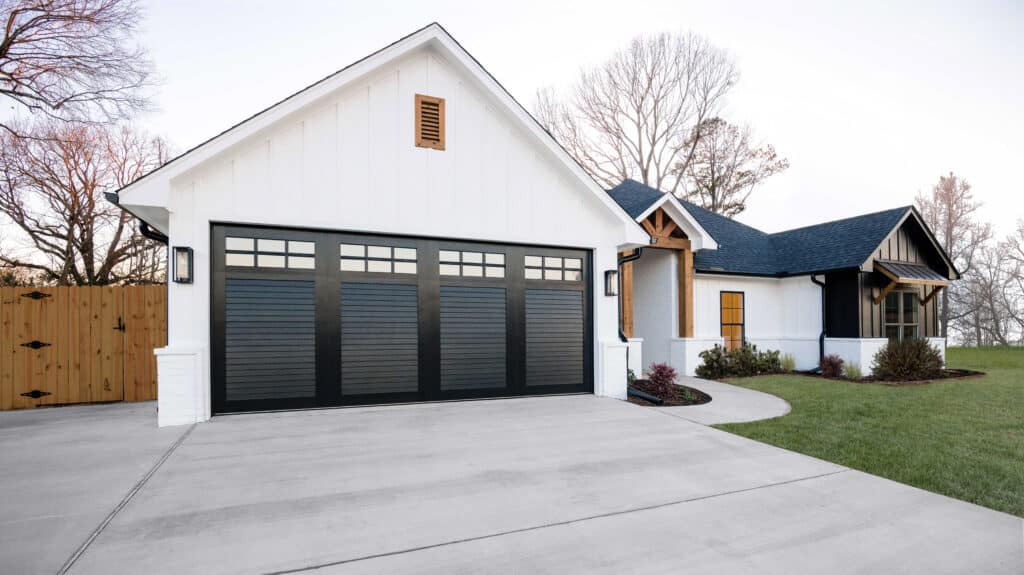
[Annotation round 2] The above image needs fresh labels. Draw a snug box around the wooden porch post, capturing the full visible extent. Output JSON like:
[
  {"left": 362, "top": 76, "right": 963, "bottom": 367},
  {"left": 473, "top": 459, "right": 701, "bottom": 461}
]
[
  {"left": 677, "top": 248, "right": 694, "bottom": 338},
  {"left": 620, "top": 252, "right": 634, "bottom": 338}
]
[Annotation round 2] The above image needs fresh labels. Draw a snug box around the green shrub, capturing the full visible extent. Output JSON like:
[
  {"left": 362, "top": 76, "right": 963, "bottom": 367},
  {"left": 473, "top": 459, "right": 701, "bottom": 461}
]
[
  {"left": 780, "top": 353, "right": 796, "bottom": 372},
  {"left": 820, "top": 354, "right": 844, "bottom": 378},
  {"left": 872, "top": 338, "right": 943, "bottom": 381},
  {"left": 844, "top": 362, "right": 863, "bottom": 380},
  {"left": 695, "top": 345, "right": 729, "bottom": 379},
  {"left": 696, "top": 343, "right": 783, "bottom": 379}
]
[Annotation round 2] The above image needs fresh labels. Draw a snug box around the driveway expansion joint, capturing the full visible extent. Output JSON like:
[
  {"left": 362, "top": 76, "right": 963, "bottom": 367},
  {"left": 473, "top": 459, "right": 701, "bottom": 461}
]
[
  {"left": 262, "top": 468, "right": 851, "bottom": 574},
  {"left": 56, "top": 423, "right": 197, "bottom": 575}
]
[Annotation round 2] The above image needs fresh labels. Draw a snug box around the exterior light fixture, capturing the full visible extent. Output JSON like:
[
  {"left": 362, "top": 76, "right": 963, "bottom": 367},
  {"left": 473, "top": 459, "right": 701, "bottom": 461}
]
[
  {"left": 605, "top": 269, "right": 619, "bottom": 296},
  {"left": 173, "top": 246, "right": 194, "bottom": 284}
]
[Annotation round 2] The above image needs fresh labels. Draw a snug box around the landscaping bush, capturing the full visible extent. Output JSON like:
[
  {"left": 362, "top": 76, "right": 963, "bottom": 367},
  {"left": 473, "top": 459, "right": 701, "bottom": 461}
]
[
  {"left": 780, "top": 353, "right": 796, "bottom": 372},
  {"left": 872, "top": 338, "right": 943, "bottom": 381},
  {"left": 844, "top": 362, "right": 863, "bottom": 380},
  {"left": 820, "top": 354, "right": 844, "bottom": 378},
  {"left": 647, "top": 362, "right": 678, "bottom": 397},
  {"left": 696, "top": 343, "right": 783, "bottom": 379}
]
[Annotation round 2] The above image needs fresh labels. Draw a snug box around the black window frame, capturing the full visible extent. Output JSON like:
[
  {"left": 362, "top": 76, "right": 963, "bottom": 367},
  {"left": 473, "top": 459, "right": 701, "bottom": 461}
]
[
  {"left": 720, "top": 291, "right": 745, "bottom": 351},
  {"left": 883, "top": 290, "right": 920, "bottom": 342}
]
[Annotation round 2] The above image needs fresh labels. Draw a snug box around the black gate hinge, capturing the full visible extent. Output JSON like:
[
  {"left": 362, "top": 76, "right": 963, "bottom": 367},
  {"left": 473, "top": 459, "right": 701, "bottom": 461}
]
[
  {"left": 20, "top": 340, "right": 51, "bottom": 349},
  {"left": 20, "top": 291, "right": 51, "bottom": 300},
  {"left": 20, "top": 389, "right": 52, "bottom": 399},
  {"left": 113, "top": 316, "right": 126, "bottom": 332}
]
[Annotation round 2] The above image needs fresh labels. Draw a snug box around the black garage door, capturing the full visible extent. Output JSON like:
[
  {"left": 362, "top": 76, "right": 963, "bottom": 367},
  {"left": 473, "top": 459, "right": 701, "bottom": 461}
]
[{"left": 211, "top": 225, "right": 592, "bottom": 414}]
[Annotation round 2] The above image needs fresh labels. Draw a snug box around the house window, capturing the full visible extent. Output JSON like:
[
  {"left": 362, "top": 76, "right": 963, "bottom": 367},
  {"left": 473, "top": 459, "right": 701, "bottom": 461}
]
[
  {"left": 340, "top": 244, "right": 417, "bottom": 274},
  {"left": 524, "top": 256, "right": 582, "bottom": 281},
  {"left": 720, "top": 291, "right": 744, "bottom": 351},
  {"left": 439, "top": 250, "right": 505, "bottom": 278},
  {"left": 225, "top": 237, "right": 315, "bottom": 269},
  {"left": 884, "top": 291, "right": 919, "bottom": 341}
]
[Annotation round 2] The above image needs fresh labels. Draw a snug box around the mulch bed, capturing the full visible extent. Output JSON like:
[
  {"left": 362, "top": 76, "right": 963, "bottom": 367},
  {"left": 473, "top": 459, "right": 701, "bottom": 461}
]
[
  {"left": 793, "top": 368, "right": 985, "bottom": 386},
  {"left": 628, "top": 379, "right": 712, "bottom": 406}
]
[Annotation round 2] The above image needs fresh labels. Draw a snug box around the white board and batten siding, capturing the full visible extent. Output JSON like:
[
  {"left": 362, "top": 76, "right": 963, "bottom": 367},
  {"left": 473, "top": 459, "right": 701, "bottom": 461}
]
[
  {"left": 692, "top": 274, "right": 822, "bottom": 371},
  {"left": 156, "top": 44, "right": 638, "bottom": 424}
]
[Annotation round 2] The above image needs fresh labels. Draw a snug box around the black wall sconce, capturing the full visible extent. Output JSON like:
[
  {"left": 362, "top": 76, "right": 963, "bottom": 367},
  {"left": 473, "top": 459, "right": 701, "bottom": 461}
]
[
  {"left": 604, "top": 269, "right": 619, "bottom": 296},
  {"left": 173, "top": 246, "right": 194, "bottom": 284}
]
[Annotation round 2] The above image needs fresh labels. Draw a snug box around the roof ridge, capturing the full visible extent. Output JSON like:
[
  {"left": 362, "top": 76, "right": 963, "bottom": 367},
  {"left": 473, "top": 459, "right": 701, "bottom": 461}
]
[{"left": 768, "top": 205, "right": 912, "bottom": 238}]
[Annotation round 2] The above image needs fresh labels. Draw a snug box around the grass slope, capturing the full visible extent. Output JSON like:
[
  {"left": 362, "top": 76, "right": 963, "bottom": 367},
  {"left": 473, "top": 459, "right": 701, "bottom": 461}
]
[{"left": 716, "top": 346, "right": 1024, "bottom": 517}]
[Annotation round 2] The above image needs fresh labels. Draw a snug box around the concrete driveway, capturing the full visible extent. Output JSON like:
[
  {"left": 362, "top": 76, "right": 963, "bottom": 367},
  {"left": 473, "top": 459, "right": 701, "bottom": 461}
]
[{"left": 1, "top": 396, "right": 1021, "bottom": 574}]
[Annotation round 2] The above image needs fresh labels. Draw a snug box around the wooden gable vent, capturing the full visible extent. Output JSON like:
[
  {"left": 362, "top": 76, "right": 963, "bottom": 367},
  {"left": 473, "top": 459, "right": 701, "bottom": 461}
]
[{"left": 415, "top": 94, "right": 445, "bottom": 150}]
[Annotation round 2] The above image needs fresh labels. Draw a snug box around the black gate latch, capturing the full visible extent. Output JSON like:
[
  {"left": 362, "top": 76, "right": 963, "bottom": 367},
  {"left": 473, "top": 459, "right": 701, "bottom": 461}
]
[{"left": 113, "top": 316, "right": 126, "bottom": 332}]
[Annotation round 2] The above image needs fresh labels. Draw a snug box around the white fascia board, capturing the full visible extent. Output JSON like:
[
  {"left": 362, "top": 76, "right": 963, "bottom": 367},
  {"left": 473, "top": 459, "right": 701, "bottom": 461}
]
[
  {"left": 634, "top": 194, "right": 717, "bottom": 251},
  {"left": 117, "top": 23, "right": 648, "bottom": 245}
]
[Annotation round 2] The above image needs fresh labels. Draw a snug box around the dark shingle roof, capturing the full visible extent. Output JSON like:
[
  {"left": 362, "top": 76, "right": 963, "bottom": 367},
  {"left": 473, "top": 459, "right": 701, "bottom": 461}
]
[
  {"left": 606, "top": 179, "right": 912, "bottom": 277},
  {"left": 606, "top": 180, "right": 665, "bottom": 218}
]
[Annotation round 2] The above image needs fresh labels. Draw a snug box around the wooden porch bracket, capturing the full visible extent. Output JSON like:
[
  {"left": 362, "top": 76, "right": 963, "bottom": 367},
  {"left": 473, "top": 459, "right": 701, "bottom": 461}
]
[
  {"left": 873, "top": 279, "right": 898, "bottom": 305},
  {"left": 920, "top": 284, "right": 944, "bottom": 306}
]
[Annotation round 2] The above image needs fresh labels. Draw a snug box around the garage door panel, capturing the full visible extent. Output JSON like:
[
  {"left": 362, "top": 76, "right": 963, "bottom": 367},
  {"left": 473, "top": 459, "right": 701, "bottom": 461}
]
[
  {"left": 341, "top": 282, "right": 419, "bottom": 396},
  {"left": 526, "top": 289, "right": 584, "bottom": 388},
  {"left": 440, "top": 286, "right": 507, "bottom": 392},
  {"left": 224, "top": 278, "right": 316, "bottom": 402}
]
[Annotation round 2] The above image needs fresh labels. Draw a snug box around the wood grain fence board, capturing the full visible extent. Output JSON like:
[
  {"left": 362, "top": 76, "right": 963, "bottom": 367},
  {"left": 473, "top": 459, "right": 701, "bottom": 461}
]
[
  {"left": 0, "top": 285, "right": 165, "bottom": 410},
  {"left": 0, "top": 287, "right": 13, "bottom": 410}
]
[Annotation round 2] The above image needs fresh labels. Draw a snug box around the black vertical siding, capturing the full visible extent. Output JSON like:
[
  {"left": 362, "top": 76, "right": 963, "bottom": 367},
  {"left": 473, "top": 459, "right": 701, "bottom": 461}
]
[
  {"left": 340, "top": 282, "right": 419, "bottom": 395},
  {"left": 439, "top": 286, "right": 507, "bottom": 391},
  {"left": 224, "top": 278, "right": 316, "bottom": 401},
  {"left": 525, "top": 289, "right": 584, "bottom": 387}
]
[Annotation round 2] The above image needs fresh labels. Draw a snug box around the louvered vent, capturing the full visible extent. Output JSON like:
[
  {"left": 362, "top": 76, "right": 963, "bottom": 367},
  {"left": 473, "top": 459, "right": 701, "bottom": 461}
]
[{"left": 415, "top": 94, "right": 445, "bottom": 150}]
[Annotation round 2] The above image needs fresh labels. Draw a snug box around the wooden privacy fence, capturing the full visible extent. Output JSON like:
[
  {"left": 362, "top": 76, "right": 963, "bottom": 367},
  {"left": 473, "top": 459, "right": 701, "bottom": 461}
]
[{"left": 0, "top": 285, "right": 166, "bottom": 410}]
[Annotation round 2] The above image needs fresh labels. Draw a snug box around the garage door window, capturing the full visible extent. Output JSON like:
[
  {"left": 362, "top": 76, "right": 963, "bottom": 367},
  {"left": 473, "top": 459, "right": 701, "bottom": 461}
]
[
  {"left": 340, "top": 243, "right": 417, "bottom": 274},
  {"left": 525, "top": 255, "right": 582, "bottom": 281},
  {"left": 225, "top": 237, "right": 316, "bottom": 269},
  {"left": 439, "top": 250, "right": 505, "bottom": 278}
]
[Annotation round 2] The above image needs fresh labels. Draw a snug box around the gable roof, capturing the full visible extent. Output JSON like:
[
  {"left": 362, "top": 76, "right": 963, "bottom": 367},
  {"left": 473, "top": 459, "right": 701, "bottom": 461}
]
[
  {"left": 608, "top": 180, "right": 717, "bottom": 251},
  {"left": 112, "top": 23, "right": 648, "bottom": 244},
  {"left": 606, "top": 179, "right": 958, "bottom": 278}
]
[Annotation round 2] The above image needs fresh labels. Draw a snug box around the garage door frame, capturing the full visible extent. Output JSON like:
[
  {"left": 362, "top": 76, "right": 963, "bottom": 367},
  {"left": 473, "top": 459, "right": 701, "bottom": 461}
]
[{"left": 211, "top": 223, "right": 593, "bottom": 414}]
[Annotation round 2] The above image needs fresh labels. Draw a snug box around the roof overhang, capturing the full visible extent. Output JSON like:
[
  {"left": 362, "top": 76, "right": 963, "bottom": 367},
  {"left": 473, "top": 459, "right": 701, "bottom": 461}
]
[
  {"left": 860, "top": 208, "right": 959, "bottom": 280},
  {"left": 874, "top": 260, "right": 950, "bottom": 287},
  {"left": 113, "top": 23, "right": 648, "bottom": 245},
  {"left": 634, "top": 194, "right": 717, "bottom": 251}
]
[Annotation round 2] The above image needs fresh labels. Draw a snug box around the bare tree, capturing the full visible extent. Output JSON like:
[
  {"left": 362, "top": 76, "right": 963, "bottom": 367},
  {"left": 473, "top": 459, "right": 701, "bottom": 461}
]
[
  {"left": 915, "top": 172, "right": 993, "bottom": 338},
  {"left": 535, "top": 32, "right": 737, "bottom": 195},
  {"left": 0, "top": 0, "right": 152, "bottom": 136},
  {"left": 680, "top": 117, "right": 788, "bottom": 217},
  {"left": 0, "top": 119, "right": 167, "bottom": 285}
]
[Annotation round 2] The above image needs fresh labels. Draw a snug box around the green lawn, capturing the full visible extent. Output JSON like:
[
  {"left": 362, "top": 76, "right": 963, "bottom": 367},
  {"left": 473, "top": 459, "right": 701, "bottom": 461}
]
[{"left": 716, "top": 346, "right": 1024, "bottom": 517}]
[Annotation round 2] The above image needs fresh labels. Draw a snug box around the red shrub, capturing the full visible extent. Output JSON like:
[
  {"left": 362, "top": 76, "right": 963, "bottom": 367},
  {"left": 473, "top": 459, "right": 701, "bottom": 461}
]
[
  {"left": 647, "top": 362, "right": 678, "bottom": 397},
  {"left": 820, "top": 354, "right": 844, "bottom": 378}
]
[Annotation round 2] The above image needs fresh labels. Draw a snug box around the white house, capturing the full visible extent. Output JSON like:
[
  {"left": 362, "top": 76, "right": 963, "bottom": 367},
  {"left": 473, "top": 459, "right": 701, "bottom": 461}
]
[
  {"left": 607, "top": 180, "right": 958, "bottom": 377},
  {"left": 112, "top": 24, "right": 958, "bottom": 427}
]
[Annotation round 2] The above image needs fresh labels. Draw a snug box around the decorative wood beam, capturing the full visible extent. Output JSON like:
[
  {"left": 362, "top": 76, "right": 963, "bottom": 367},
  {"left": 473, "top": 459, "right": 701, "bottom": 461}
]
[
  {"left": 655, "top": 209, "right": 664, "bottom": 234},
  {"left": 921, "top": 285, "right": 943, "bottom": 306},
  {"left": 660, "top": 220, "right": 678, "bottom": 238},
  {"left": 640, "top": 218, "right": 658, "bottom": 237},
  {"left": 873, "top": 279, "right": 898, "bottom": 305},
  {"left": 647, "top": 237, "right": 691, "bottom": 250}
]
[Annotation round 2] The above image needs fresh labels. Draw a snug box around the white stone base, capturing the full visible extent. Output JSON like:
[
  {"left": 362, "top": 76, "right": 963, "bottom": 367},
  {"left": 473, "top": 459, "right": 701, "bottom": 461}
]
[
  {"left": 598, "top": 340, "right": 628, "bottom": 400},
  {"left": 928, "top": 337, "right": 947, "bottom": 365},
  {"left": 747, "top": 337, "right": 820, "bottom": 371},
  {"left": 824, "top": 338, "right": 888, "bottom": 375},
  {"left": 670, "top": 337, "right": 725, "bottom": 376},
  {"left": 155, "top": 345, "right": 210, "bottom": 427}
]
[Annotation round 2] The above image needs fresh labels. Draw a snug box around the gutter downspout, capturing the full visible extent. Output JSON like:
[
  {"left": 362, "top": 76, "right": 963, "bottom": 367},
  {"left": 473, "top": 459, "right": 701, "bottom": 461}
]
[
  {"left": 811, "top": 274, "right": 826, "bottom": 366},
  {"left": 105, "top": 192, "right": 169, "bottom": 244}
]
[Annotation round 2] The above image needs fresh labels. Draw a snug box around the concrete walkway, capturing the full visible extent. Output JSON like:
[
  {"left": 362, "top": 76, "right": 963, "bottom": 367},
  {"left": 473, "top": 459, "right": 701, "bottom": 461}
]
[
  {"left": 1, "top": 397, "right": 1021, "bottom": 574},
  {"left": 663, "top": 376, "right": 792, "bottom": 425}
]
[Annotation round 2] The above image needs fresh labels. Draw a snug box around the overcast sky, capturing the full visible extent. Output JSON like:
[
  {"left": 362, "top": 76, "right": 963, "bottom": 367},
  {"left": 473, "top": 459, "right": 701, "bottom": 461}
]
[{"left": 138, "top": 0, "right": 1022, "bottom": 236}]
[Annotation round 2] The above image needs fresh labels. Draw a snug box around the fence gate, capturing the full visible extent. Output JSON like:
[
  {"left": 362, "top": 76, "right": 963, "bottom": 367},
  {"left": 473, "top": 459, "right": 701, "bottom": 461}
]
[{"left": 0, "top": 286, "right": 166, "bottom": 410}]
